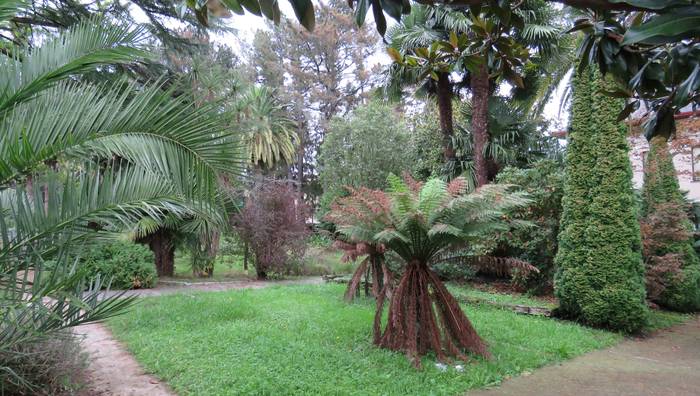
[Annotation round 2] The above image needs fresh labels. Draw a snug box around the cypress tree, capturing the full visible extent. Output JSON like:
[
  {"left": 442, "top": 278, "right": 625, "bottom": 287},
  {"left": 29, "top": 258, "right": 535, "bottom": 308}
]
[
  {"left": 641, "top": 136, "right": 700, "bottom": 311},
  {"left": 555, "top": 68, "right": 648, "bottom": 332}
]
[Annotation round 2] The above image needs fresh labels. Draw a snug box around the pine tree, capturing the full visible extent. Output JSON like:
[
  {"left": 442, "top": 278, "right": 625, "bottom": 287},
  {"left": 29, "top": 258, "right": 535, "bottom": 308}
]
[
  {"left": 555, "top": 68, "right": 648, "bottom": 332},
  {"left": 641, "top": 136, "right": 700, "bottom": 311}
]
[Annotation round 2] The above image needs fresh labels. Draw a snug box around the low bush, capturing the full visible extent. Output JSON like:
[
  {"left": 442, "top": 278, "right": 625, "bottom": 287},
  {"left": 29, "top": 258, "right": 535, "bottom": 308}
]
[
  {"left": 493, "top": 160, "right": 564, "bottom": 293},
  {"left": 0, "top": 332, "right": 88, "bottom": 395},
  {"left": 641, "top": 136, "right": 700, "bottom": 312},
  {"left": 79, "top": 241, "right": 158, "bottom": 289},
  {"left": 234, "top": 181, "right": 311, "bottom": 279},
  {"left": 432, "top": 260, "right": 477, "bottom": 281}
]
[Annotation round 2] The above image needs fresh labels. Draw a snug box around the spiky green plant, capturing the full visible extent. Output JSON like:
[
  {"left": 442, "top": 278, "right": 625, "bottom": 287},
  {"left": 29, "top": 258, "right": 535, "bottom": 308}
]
[
  {"left": 0, "top": 14, "right": 242, "bottom": 391},
  {"left": 333, "top": 174, "right": 534, "bottom": 366},
  {"left": 236, "top": 86, "right": 297, "bottom": 170}
]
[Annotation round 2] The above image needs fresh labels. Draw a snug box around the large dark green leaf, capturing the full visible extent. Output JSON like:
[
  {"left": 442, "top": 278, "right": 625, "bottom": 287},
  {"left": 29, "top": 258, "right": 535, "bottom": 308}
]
[
  {"left": 239, "top": 0, "right": 261, "bottom": 16},
  {"left": 289, "top": 0, "right": 315, "bottom": 31},
  {"left": 354, "top": 0, "right": 369, "bottom": 27},
  {"left": 608, "top": 0, "right": 691, "bottom": 10},
  {"left": 371, "top": 0, "right": 387, "bottom": 36},
  {"left": 674, "top": 64, "right": 700, "bottom": 106},
  {"left": 221, "top": 0, "right": 245, "bottom": 15},
  {"left": 622, "top": 8, "right": 700, "bottom": 45},
  {"left": 380, "top": 0, "right": 403, "bottom": 22},
  {"left": 258, "top": 0, "right": 276, "bottom": 21}
]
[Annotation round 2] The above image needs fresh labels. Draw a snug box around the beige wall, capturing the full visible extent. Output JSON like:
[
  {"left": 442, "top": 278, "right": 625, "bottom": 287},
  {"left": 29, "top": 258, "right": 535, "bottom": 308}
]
[{"left": 627, "top": 116, "right": 700, "bottom": 202}]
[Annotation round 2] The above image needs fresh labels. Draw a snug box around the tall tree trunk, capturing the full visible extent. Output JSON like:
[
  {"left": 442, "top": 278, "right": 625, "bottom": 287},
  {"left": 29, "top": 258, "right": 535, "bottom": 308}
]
[
  {"left": 471, "top": 64, "right": 490, "bottom": 187},
  {"left": 436, "top": 72, "right": 456, "bottom": 163},
  {"left": 243, "top": 240, "right": 249, "bottom": 271},
  {"left": 143, "top": 228, "right": 175, "bottom": 277},
  {"left": 296, "top": 122, "right": 305, "bottom": 198}
]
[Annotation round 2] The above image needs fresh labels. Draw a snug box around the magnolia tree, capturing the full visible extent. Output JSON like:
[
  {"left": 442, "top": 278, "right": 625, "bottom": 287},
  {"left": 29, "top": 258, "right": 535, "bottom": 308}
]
[{"left": 328, "top": 174, "right": 536, "bottom": 366}]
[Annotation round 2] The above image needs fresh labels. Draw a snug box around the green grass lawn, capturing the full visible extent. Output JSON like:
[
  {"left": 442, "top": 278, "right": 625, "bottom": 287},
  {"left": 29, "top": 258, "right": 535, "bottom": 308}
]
[
  {"left": 170, "top": 247, "right": 352, "bottom": 282},
  {"left": 108, "top": 284, "right": 620, "bottom": 395},
  {"left": 446, "top": 283, "right": 556, "bottom": 309}
]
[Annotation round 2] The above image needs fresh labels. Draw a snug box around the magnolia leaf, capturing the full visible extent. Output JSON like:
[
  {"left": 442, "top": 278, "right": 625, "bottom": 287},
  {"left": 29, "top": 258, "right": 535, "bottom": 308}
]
[
  {"left": 608, "top": 0, "right": 691, "bottom": 10},
  {"left": 354, "top": 0, "right": 369, "bottom": 27},
  {"left": 617, "top": 100, "right": 639, "bottom": 121},
  {"left": 673, "top": 64, "right": 700, "bottom": 107},
  {"left": 221, "top": 0, "right": 245, "bottom": 15},
  {"left": 289, "top": 0, "right": 315, "bottom": 30},
  {"left": 380, "top": 0, "right": 402, "bottom": 22},
  {"left": 371, "top": 0, "right": 386, "bottom": 36},
  {"left": 449, "top": 31, "right": 459, "bottom": 48},
  {"left": 387, "top": 47, "right": 402, "bottom": 63},
  {"left": 239, "top": 0, "right": 261, "bottom": 16},
  {"left": 258, "top": 0, "right": 276, "bottom": 20},
  {"left": 622, "top": 9, "right": 700, "bottom": 45}
]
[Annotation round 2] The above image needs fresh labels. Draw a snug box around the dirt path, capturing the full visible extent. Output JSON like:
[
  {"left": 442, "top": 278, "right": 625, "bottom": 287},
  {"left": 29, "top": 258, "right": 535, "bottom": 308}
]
[
  {"left": 78, "top": 277, "right": 323, "bottom": 395},
  {"left": 469, "top": 316, "right": 700, "bottom": 396}
]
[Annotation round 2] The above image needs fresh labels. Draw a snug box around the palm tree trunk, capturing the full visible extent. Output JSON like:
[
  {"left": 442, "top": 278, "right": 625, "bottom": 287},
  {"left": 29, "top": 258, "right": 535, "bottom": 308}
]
[
  {"left": 471, "top": 64, "right": 490, "bottom": 187},
  {"left": 142, "top": 228, "right": 175, "bottom": 277},
  {"left": 436, "top": 72, "right": 456, "bottom": 163}
]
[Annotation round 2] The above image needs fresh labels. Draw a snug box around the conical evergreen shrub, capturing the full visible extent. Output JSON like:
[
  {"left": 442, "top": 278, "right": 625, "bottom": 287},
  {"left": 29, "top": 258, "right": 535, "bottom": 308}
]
[
  {"left": 641, "top": 136, "right": 700, "bottom": 311},
  {"left": 555, "top": 68, "right": 648, "bottom": 332}
]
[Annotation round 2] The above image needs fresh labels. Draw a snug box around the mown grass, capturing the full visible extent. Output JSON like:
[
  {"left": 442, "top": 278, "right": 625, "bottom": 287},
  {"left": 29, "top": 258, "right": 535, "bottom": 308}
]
[
  {"left": 170, "top": 247, "right": 352, "bottom": 282},
  {"left": 108, "top": 284, "right": 620, "bottom": 396},
  {"left": 446, "top": 283, "right": 556, "bottom": 309}
]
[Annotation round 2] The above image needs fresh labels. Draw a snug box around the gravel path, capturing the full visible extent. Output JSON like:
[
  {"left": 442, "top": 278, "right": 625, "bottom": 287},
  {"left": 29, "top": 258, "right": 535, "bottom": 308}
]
[
  {"left": 469, "top": 316, "right": 700, "bottom": 396},
  {"left": 78, "top": 277, "right": 323, "bottom": 395}
]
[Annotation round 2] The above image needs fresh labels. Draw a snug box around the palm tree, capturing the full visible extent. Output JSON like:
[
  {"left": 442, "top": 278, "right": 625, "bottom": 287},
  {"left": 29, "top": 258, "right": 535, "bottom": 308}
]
[
  {"left": 236, "top": 86, "right": 297, "bottom": 171},
  {"left": 332, "top": 174, "right": 535, "bottom": 366},
  {"left": 0, "top": 17, "right": 242, "bottom": 390},
  {"left": 385, "top": 2, "right": 566, "bottom": 185},
  {"left": 384, "top": 5, "right": 467, "bottom": 164},
  {"left": 453, "top": 97, "right": 562, "bottom": 187}
]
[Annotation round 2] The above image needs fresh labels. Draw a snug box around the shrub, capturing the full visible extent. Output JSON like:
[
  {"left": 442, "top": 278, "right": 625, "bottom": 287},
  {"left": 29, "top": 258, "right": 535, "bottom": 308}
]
[
  {"left": 234, "top": 181, "right": 311, "bottom": 279},
  {"left": 0, "top": 332, "right": 88, "bottom": 395},
  {"left": 641, "top": 136, "right": 700, "bottom": 311},
  {"left": 432, "top": 260, "right": 477, "bottom": 281},
  {"left": 494, "top": 160, "right": 565, "bottom": 293},
  {"left": 79, "top": 241, "right": 158, "bottom": 289},
  {"left": 554, "top": 68, "right": 648, "bottom": 332}
]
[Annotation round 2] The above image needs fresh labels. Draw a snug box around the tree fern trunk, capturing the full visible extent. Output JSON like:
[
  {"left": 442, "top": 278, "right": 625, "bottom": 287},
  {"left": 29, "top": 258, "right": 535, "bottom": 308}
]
[{"left": 376, "top": 260, "right": 489, "bottom": 366}]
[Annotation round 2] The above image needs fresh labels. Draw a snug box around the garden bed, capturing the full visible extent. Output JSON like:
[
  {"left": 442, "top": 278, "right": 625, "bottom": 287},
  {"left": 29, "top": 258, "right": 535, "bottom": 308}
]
[{"left": 107, "top": 284, "right": 620, "bottom": 395}]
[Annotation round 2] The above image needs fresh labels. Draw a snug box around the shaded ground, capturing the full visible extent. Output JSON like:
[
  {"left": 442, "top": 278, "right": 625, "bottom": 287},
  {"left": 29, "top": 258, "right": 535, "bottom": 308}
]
[
  {"left": 470, "top": 316, "right": 700, "bottom": 396},
  {"left": 78, "top": 277, "right": 322, "bottom": 395}
]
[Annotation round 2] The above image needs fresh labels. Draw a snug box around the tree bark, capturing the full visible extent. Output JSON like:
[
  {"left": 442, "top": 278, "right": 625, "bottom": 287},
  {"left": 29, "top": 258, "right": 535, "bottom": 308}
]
[
  {"left": 471, "top": 64, "right": 490, "bottom": 187},
  {"left": 243, "top": 240, "right": 249, "bottom": 271},
  {"left": 296, "top": 121, "right": 305, "bottom": 198},
  {"left": 376, "top": 259, "right": 489, "bottom": 366},
  {"left": 142, "top": 229, "right": 175, "bottom": 277},
  {"left": 436, "top": 72, "right": 456, "bottom": 163}
]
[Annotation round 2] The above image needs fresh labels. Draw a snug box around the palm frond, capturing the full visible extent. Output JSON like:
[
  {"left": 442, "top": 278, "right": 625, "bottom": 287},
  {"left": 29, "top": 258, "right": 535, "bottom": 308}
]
[{"left": 0, "top": 18, "right": 150, "bottom": 114}]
